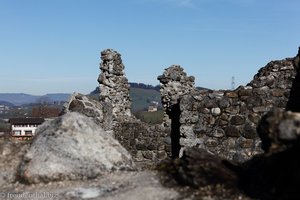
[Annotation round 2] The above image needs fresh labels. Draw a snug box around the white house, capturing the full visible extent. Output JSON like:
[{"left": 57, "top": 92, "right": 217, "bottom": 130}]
[
  {"left": 9, "top": 118, "right": 45, "bottom": 137},
  {"left": 148, "top": 101, "right": 159, "bottom": 112},
  {"left": 148, "top": 105, "right": 158, "bottom": 112}
]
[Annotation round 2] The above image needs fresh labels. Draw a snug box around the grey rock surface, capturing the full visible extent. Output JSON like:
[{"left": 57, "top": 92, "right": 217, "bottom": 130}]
[
  {"left": 63, "top": 92, "right": 113, "bottom": 131},
  {"left": 1, "top": 171, "right": 180, "bottom": 200},
  {"left": 19, "top": 112, "right": 136, "bottom": 183},
  {"left": 0, "top": 137, "right": 29, "bottom": 187}
]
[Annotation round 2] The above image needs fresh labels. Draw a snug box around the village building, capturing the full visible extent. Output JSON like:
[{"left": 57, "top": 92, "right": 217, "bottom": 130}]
[
  {"left": 9, "top": 118, "right": 45, "bottom": 137},
  {"left": 148, "top": 105, "right": 158, "bottom": 112},
  {"left": 147, "top": 101, "right": 159, "bottom": 112}
]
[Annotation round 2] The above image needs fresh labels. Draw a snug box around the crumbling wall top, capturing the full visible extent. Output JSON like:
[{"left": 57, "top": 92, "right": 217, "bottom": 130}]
[
  {"left": 98, "top": 49, "right": 132, "bottom": 119},
  {"left": 158, "top": 65, "right": 195, "bottom": 112}
]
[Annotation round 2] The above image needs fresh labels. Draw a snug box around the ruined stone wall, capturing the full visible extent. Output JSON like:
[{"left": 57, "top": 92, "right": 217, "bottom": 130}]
[
  {"left": 98, "top": 49, "right": 132, "bottom": 120},
  {"left": 114, "top": 121, "right": 170, "bottom": 166},
  {"left": 178, "top": 54, "right": 299, "bottom": 162},
  {"left": 65, "top": 48, "right": 300, "bottom": 166},
  {"left": 158, "top": 65, "right": 195, "bottom": 114},
  {"left": 158, "top": 65, "right": 195, "bottom": 158},
  {"left": 96, "top": 49, "right": 170, "bottom": 165}
]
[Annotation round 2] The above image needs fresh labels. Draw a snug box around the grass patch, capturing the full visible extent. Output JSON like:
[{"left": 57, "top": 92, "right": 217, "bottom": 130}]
[
  {"left": 129, "top": 88, "right": 161, "bottom": 112},
  {"left": 134, "top": 110, "right": 164, "bottom": 124}
]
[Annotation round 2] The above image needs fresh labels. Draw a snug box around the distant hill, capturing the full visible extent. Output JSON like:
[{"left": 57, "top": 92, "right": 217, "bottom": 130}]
[
  {"left": 196, "top": 86, "right": 210, "bottom": 90},
  {"left": 90, "top": 83, "right": 161, "bottom": 112},
  {"left": 130, "top": 87, "right": 161, "bottom": 112},
  {"left": 0, "top": 93, "right": 71, "bottom": 106},
  {"left": 0, "top": 100, "right": 15, "bottom": 107},
  {"left": 90, "top": 83, "right": 160, "bottom": 95},
  {"left": 90, "top": 82, "right": 209, "bottom": 112},
  {"left": 1, "top": 83, "right": 207, "bottom": 110},
  {"left": 42, "top": 94, "right": 71, "bottom": 102},
  {"left": 129, "top": 82, "right": 160, "bottom": 92},
  {"left": 0, "top": 93, "right": 40, "bottom": 106}
]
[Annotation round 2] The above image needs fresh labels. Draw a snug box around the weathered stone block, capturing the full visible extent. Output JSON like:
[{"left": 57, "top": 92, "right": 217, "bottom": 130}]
[
  {"left": 230, "top": 115, "right": 245, "bottom": 125},
  {"left": 246, "top": 96, "right": 263, "bottom": 107},
  {"left": 209, "top": 128, "right": 225, "bottom": 138},
  {"left": 204, "top": 138, "right": 219, "bottom": 147},
  {"left": 248, "top": 113, "right": 261, "bottom": 124},
  {"left": 157, "top": 151, "right": 168, "bottom": 160},
  {"left": 143, "top": 151, "right": 154, "bottom": 160},
  {"left": 225, "top": 107, "right": 239, "bottom": 114},
  {"left": 222, "top": 138, "right": 236, "bottom": 149},
  {"left": 272, "top": 89, "right": 285, "bottom": 97},
  {"left": 237, "top": 137, "right": 253, "bottom": 148},
  {"left": 238, "top": 88, "right": 252, "bottom": 96},
  {"left": 211, "top": 107, "right": 221, "bottom": 116},
  {"left": 135, "top": 151, "right": 144, "bottom": 162},
  {"left": 136, "top": 143, "right": 148, "bottom": 151},
  {"left": 147, "top": 144, "right": 157, "bottom": 151},
  {"left": 225, "top": 91, "right": 238, "bottom": 98},
  {"left": 199, "top": 108, "right": 210, "bottom": 114},
  {"left": 218, "top": 98, "right": 230, "bottom": 108},
  {"left": 225, "top": 126, "right": 240, "bottom": 137},
  {"left": 253, "top": 106, "right": 269, "bottom": 113},
  {"left": 158, "top": 144, "right": 166, "bottom": 151},
  {"left": 242, "top": 123, "right": 257, "bottom": 139},
  {"left": 204, "top": 100, "right": 216, "bottom": 108},
  {"left": 216, "top": 119, "right": 228, "bottom": 126}
]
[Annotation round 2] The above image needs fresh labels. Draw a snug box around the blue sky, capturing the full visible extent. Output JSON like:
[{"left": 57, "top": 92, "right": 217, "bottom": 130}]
[{"left": 0, "top": 0, "right": 299, "bottom": 95}]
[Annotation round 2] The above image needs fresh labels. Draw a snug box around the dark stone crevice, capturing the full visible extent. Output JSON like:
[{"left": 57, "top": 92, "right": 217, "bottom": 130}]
[{"left": 168, "top": 103, "right": 181, "bottom": 158}]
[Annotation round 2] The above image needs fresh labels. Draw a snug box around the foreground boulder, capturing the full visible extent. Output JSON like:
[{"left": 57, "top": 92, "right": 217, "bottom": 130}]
[
  {"left": 239, "top": 108, "right": 300, "bottom": 199},
  {"left": 63, "top": 92, "right": 113, "bottom": 131},
  {"left": 19, "top": 112, "right": 135, "bottom": 184},
  {"left": 257, "top": 108, "right": 300, "bottom": 154}
]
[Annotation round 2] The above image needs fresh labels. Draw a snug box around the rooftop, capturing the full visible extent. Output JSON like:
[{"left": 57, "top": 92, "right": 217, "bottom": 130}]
[{"left": 9, "top": 118, "right": 45, "bottom": 125}]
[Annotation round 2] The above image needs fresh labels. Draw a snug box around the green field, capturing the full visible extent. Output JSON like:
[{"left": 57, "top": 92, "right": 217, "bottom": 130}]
[
  {"left": 134, "top": 110, "right": 164, "bottom": 124},
  {"left": 129, "top": 87, "right": 161, "bottom": 112}
]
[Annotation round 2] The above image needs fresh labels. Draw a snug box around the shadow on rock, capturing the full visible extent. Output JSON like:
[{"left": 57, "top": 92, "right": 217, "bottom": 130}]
[
  {"left": 158, "top": 109, "right": 300, "bottom": 200},
  {"left": 239, "top": 143, "right": 300, "bottom": 200}
]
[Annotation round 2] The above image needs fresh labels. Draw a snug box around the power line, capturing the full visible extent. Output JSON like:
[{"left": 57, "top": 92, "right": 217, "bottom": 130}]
[{"left": 231, "top": 76, "right": 235, "bottom": 90}]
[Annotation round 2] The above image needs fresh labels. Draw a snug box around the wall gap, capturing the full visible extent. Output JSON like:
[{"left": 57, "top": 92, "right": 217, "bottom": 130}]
[{"left": 168, "top": 103, "right": 181, "bottom": 158}]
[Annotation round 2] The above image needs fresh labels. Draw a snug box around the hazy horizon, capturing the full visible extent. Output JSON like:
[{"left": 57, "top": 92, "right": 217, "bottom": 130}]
[{"left": 1, "top": 0, "right": 299, "bottom": 95}]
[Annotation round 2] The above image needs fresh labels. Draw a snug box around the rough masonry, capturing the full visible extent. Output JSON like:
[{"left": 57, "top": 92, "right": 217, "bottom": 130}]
[
  {"left": 158, "top": 65, "right": 195, "bottom": 157},
  {"left": 159, "top": 49, "right": 300, "bottom": 162},
  {"left": 98, "top": 49, "right": 132, "bottom": 120},
  {"left": 97, "top": 49, "right": 170, "bottom": 165}
]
